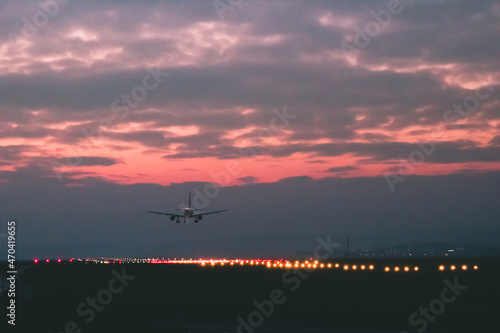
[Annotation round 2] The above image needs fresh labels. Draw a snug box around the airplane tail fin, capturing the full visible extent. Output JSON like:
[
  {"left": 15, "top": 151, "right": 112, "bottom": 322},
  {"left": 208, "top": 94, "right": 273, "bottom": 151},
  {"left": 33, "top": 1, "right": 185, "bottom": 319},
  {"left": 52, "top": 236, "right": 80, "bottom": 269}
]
[{"left": 189, "top": 193, "right": 192, "bottom": 208}]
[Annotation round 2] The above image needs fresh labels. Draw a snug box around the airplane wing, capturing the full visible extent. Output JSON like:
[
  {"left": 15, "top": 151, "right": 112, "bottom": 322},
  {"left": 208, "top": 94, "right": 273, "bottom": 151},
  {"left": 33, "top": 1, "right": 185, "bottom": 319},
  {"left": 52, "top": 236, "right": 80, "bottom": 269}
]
[
  {"left": 147, "top": 211, "right": 183, "bottom": 217},
  {"left": 192, "top": 209, "right": 227, "bottom": 217}
]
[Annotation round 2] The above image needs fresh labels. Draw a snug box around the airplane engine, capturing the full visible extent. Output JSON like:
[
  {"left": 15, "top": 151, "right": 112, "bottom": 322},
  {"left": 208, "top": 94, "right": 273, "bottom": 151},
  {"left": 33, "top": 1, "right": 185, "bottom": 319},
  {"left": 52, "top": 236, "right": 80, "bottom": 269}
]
[
  {"left": 170, "top": 216, "right": 175, "bottom": 221},
  {"left": 197, "top": 215, "right": 203, "bottom": 221}
]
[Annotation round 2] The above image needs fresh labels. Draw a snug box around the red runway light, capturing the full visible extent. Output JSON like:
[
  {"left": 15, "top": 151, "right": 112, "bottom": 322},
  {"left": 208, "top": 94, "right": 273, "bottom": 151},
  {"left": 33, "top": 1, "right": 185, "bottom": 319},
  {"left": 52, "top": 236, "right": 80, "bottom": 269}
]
[
  {"left": 46, "top": 259, "right": 50, "bottom": 263},
  {"left": 57, "top": 259, "right": 62, "bottom": 263},
  {"left": 34, "top": 259, "right": 38, "bottom": 263}
]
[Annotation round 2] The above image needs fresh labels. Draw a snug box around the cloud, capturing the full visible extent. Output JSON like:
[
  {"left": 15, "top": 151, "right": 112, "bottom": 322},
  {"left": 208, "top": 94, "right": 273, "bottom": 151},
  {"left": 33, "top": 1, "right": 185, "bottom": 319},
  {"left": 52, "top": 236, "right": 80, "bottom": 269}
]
[
  {"left": 327, "top": 166, "right": 359, "bottom": 173},
  {"left": 0, "top": 1, "right": 499, "bottom": 201},
  {"left": 238, "top": 176, "right": 259, "bottom": 184},
  {"left": 58, "top": 156, "right": 120, "bottom": 167}
]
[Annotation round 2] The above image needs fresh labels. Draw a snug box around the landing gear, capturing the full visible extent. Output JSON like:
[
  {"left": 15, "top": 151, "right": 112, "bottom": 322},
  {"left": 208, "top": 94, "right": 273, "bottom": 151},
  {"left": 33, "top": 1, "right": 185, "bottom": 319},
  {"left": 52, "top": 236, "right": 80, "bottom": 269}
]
[{"left": 176, "top": 219, "right": 180, "bottom": 223}]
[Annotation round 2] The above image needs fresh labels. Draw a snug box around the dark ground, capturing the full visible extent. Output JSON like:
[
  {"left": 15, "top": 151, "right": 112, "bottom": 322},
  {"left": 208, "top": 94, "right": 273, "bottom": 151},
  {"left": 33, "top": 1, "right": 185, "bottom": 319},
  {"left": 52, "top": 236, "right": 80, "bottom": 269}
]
[{"left": 1, "top": 257, "right": 499, "bottom": 332}]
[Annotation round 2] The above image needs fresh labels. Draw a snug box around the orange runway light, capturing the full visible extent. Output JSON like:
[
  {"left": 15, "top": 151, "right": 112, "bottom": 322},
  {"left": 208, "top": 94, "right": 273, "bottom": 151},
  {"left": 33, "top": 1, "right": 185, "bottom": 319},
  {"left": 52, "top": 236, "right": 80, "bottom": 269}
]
[
  {"left": 384, "top": 267, "right": 390, "bottom": 272},
  {"left": 394, "top": 267, "right": 400, "bottom": 272},
  {"left": 327, "top": 263, "right": 332, "bottom": 268},
  {"left": 352, "top": 265, "right": 357, "bottom": 270},
  {"left": 474, "top": 265, "right": 478, "bottom": 270},
  {"left": 361, "top": 265, "right": 365, "bottom": 270},
  {"left": 335, "top": 263, "right": 339, "bottom": 268},
  {"left": 404, "top": 266, "right": 409, "bottom": 272},
  {"left": 344, "top": 265, "right": 349, "bottom": 270},
  {"left": 369, "top": 265, "right": 374, "bottom": 270},
  {"left": 450, "top": 265, "right": 456, "bottom": 270},
  {"left": 461, "top": 265, "right": 467, "bottom": 270},
  {"left": 414, "top": 266, "right": 419, "bottom": 271},
  {"left": 439, "top": 265, "right": 445, "bottom": 271}
]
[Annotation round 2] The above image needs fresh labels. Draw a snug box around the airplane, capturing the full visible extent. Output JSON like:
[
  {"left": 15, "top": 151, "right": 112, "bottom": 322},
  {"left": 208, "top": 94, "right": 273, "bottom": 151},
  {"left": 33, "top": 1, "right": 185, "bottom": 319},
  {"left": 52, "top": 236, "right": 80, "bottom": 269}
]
[{"left": 147, "top": 193, "right": 227, "bottom": 223}]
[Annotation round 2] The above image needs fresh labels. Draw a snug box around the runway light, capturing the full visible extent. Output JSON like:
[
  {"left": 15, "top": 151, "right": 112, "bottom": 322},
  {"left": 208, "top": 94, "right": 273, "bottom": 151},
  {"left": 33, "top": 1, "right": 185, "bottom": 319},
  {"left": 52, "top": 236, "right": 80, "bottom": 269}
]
[
  {"left": 327, "top": 263, "right": 332, "bottom": 268},
  {"left": 361, "top": 265, "right": 365, "bottom": 270},
  {"left": 385, "top": 267, "right": 390, "bottom": 272},
  {"left": 34, "top": 259, "right": 38, "bottom": 263},
  {"left": 450, "top": 265, "right": 456, "bottom": 271},
  {"left": 462, "top": 265, "right": 467, "bottom": 270},
  {"left": 320, "top": 263, "right": 325, "bottom": 268},
  {"left": 314, "top": 260, "right": 319, "bottom": 265},
  {"left": 404, "top": 266, "right": 409, "bottom": 272},
  {"left": 352, "top": 265, "right": 357, "bottom": 270},
  {"left": 57, "top": 259, "right": 62, "bottom": 263},
  {"left": 474, "top": 265, "right": 478, "bottom": 270},
  {"left": 414, "top": 266, "right": 419, "bottom": 271},
  {"left": 439, "top": 265, "right": 445, "bottom": 271},
  {"left": 46, "top": 259, "right": 50, "bottom": 263},
  {"left": 344, "top": 265, "right": 349, "bottom": 270},
  {"left": 369, "top": 265, "right": 374, "bottom": 270},
  {"left": 301, "top": 263, "right": 305, "bottom": 268},
  {"left": 335, "top": 263, "right": 339, "bottom": 268},
  {"left": 394, "top": 267, "right": 400, "bottom": 272}
]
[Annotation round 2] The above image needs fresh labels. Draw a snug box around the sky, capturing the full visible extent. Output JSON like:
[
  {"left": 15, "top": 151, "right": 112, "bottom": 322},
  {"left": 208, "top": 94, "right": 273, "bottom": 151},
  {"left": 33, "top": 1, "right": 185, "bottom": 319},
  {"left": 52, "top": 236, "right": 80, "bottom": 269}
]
[{"left": 0, "top": 0, "right": 499, "bottom": 259}]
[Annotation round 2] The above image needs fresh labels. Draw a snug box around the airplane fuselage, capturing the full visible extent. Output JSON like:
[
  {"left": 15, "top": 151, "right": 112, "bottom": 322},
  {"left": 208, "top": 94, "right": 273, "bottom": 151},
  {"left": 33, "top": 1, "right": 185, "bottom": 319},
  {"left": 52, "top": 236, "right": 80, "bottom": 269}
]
[{"left": 181, "top": 208, "right": 194, "bottom": 218}]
